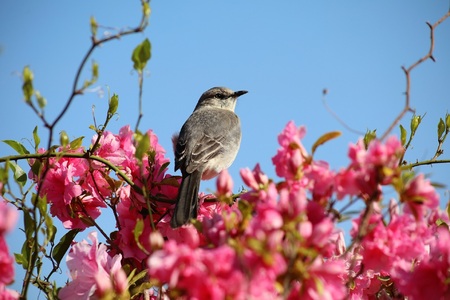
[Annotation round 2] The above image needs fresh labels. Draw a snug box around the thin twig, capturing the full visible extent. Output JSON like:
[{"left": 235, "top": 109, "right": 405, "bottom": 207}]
[{"left": 380, "top": 11, "right": 450, "bottom": 141}]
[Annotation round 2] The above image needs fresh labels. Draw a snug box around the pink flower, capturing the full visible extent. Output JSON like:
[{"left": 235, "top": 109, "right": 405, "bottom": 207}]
[
  {"left": 304, "top": 160, "right": 335, "bottom": 203},
  {"left": 0, "top": 201, "right": 17, "bottom": 291},
  {"left": 92, "top": 130, "right": 127, "bottom": 166},
  {"left": 148, "top": 241, "right": 246, "bottom": 300},
  {"left": 288, "top": 258, "right": 347, "bottom": 300},
  {"left": 115, "top": 186, "right": 154, "bottom": 261},
  {"left": 58, "top": 232, "right": 128, "bottom": 300},
  {"left": 335, "top": 136, "right": 404, "bottom": 200},
  {"left": 40, "top": 160, "right": 82, "bottom": 206},
  {"left": 0, "top": 287, "right": 19, "bottom": 300},
  {"left": 401, "top": 173, "right": 440, "bottom": 219},
  {"left": 216, "top": 169, "right": 233, "bottom": 198},
  {"left": 0, "top": 201, "right": 17, "bottom": 234},
  {"left": 351, "top": 212, "right": 432, "bottom": 274},
  {"left": 272, "top": 121, "right": 308, "bottom": 181},
  {"left": 0, "top": 237, "right": 15, "bottom": 288},
  {"left": 240, "top": 163, "right": 269, "bottom": 191},
  {"left": 392, "top": 226, "right": 450, "bottom": 299}
]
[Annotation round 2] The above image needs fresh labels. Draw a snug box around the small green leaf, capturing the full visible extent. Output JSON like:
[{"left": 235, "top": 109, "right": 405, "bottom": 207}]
[
  {"left": 45, "top": 217, "right": 56, "bottom": 243},
  {"left": 142, "top": 2, "right": 151, "bottom": 18},
  {"left": 92, "top": 61, "right": 99, "bottom": 82},
  {"left": 3, "top": 140, "right": 30, "bottom": 155},
  {"left": 446, "top": 113, "right": 450, "bottom": 130},
  {"left": 14, "top": 253, "right": 25, "bottom": 267},
  {"left": 22, "top": 66, "right": 34, "bottom": 103},
  {"left": 128, "top": 269, "right": 148, "bottom": 287},
  {"left": 35, "top": 90, "right": 47, "bottom": 109},
  {"left": 36, "top": 195, "right": 47, "bottom": 216},
  {"left": 33, "top": 126, "right": 40, "bottom": 151},
  {"left": 9, "top": 161, "right": 27, "bottom": 187},
  {"left": 363, "top": 129, "right": 377, "bottom": 149},
  {"left": 131, "top": 38, "right": 151, "bottom": 72},
  {"left": 108, "top": 94, "right": 119, "bottom": 115},
  {"left": 69, "top": 136, "right": 84, "bottom": 150},
  {"left": 52, "top": 229, "right": 80, "bottom": 265},
  {"left": 410, "top": 114, "right": 422, "bottom": 136},
  {"left": 438, "top": 118, "right": 445, "bottom": 140},
  {"left": 399, "top": 124, "right": 407, "bottom": 146},
  {"left": 30, "top": 159, "right": 42, "bottom": 177},
  {"left": 60, "top": 131, "right": 69, "bottom": 147},
  {"left": 311, "top": 131, "right": 341, "bottom": 156},
  {"left": 90, "top": 16, "right": 98, "bottom": 37},
  {"left": 23, "top": 209, "right": 35, "bottom": 240},
  {"left": 135, "top": 133, "right": 150, "bottom": 161},
  {"left": 133, "top": 218, "right": 149, "bottom": 255}
]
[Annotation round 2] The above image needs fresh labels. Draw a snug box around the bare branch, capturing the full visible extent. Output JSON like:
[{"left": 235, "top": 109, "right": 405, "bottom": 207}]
[{"left": 380, "top": 11, "right": 450, "bottom": 141}]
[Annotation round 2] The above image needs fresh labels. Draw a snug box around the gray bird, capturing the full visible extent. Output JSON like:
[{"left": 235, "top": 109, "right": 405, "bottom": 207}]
[{"left": 170, "top": 87, "right": 247, "bottom": 228}]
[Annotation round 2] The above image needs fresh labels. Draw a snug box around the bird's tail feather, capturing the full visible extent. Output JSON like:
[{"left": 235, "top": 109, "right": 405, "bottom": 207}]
[{"left": 171, "top": 170, "right": 201, "bottom": 228}]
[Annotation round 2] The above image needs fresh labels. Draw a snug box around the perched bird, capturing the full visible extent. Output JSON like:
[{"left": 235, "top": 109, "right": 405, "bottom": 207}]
[{"left": 170, "top": 87, "right": 247, "bottom": 228}]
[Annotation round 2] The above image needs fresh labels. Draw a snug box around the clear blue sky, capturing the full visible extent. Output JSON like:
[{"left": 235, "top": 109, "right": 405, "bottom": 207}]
[{"left": 1, "top": 1, "right": 449, "bottom": 297}]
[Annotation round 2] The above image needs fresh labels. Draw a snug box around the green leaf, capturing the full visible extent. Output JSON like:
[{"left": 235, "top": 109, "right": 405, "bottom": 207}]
[
  {"left": 33, "top": 126, "right": 40, "bottom": 151},
  {"left": 135, "top": 133, "right": 150, "bottom": 161},
  {"left": 128, "top": 269, "right": 148, "bottom": 287},
  {"left": 35, "top": 90, "right": 47, "bottom": 109},
  {"left": 45, "top": 217, "right": 56, "bottom": 244},
  {"left": 92, "top": 61, "right": 99, "bottom": 82},
  {"left": 20, "top": 241, "right": 31, "bottom": 269},
  {"left": 438, "top": 118, "right": 445, "bottom": 140},
  {"left": 410, "top": 114, "right": 422, "bottom": 136},
  {"left": 133, "top": 218, "right": 149, "bottom": 255},
  {"left": 399, "top": 124, "right": 407, "bottom": 146},
  {"left": 52, "top": 229, "right": 80, "bottom": 265},
  {"left": 131, "top": 38, "right": 151, "bottom": 72},
  {"left": 9, "top": 161, "right": 27, "bottom": 187},
  {"left": 90, "top": 16, "right": 98, "bottom": 37},
  {"left": 363, "top": 129, "right": 377, "bottom": 149},
  {"left": 23, "top": 208, "right": 35, "bottom": 239},
  {"left": 311, "top": 131, "right": 341, "bottom": 156},
  {"left": 36, "top": 194, "right": 48, "bottom": 216},
  {"left": 69, "top": 136, "right": 84, "bottom": 150},
  {"left": 142, "top": 2, "right": 151, "bottom": 18},
  {"left": 446, "top": 113, "right": 450, "bottom": 130},
  {"left": 108, "top": 94, "right": 119, "bottom": 115},
  {"left": 22, "top": 66, "right": 34, "bottom": 103},
  {"left": 14, "top": 253, "right": 25, "bottom": 267},
  {"left": 3, "top": 140, "right": 30, "bottom": 155},
  {"left": 60, "top": 131, "right": 69, "bottom": 147}
]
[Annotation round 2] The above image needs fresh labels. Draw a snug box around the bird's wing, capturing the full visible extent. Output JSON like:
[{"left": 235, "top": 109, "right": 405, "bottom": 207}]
[{"left": 184, "top": 133, "right": 225, "bottom": 174}]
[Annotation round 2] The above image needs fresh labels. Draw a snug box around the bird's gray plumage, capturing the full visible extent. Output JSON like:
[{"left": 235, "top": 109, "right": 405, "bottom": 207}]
[{"left": 171, "top": 87, "right": 247, "bottom": 228}]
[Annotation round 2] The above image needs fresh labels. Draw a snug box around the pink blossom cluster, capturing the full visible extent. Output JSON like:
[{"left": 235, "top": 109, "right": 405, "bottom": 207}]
[
  {"left": 29, "top": 126, "right": 177, "bottom": 231},
  {"left": 31, "top": 121, "right": 448, "bottom": 299},
  {"left": 0, "top": 200, "right": 19, "bottom": 299},
  {"left": 58, "top": 232, "right": 128, "bottom": 299}
]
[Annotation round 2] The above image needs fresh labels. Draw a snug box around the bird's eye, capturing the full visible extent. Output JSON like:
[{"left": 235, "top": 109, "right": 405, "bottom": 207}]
[{"left": 215, "top": 93, "right": 225, "bottom": 99}]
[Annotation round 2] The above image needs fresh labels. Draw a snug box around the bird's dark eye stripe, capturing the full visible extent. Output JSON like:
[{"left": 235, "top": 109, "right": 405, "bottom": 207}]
[{"left": 215, "top": 93, "right": 225, "bottom": 99}]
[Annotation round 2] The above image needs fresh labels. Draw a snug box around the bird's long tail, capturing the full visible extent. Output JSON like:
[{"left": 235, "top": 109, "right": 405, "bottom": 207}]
[{"left": 170, "top": 170, "right": 202, "bottom": 228}]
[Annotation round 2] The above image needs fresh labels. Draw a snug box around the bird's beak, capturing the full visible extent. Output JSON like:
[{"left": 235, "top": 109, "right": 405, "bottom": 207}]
[{"left": 234, "top": 90, "right": 248, "bottom": 98}]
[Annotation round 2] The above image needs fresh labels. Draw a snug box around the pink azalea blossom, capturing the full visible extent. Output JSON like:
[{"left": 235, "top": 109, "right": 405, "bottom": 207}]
[
  {"left": 335, "top": 136, "right": 404, "bottom": 200},
  {"left": 401, "top": 173, "right": 440, "bottom": 219},
  {"left": 392, "top": 226, "right": 450, "bottom": 299},
  {"left": 0, "top": 201, "right": 17, "bottom": 234},
  {"left": 59, "top": 232, "right": 128, "bottom": 300},
  {"left": 0, "top": 201, "right": 17, "bottom": 298},
  {"left": 216, "top": 169, "right": 233, "bottom": 198},
  {"left": 272, "top": 121, "right": 309, "bottom": 181},
  {"left": 148, "top": 241, "right": 246, "bottom": 300}
]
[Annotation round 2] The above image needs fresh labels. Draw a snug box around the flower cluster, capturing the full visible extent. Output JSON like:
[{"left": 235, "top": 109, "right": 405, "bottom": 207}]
[
  {"left": 27, "top": 121, "right": 448, "bottom": 299},
  {"left": 0, "top": 201, "right": 19, "bottom": 299},
  {"left": 58, "top": 232, "right": 128, "bottom": 299}
]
